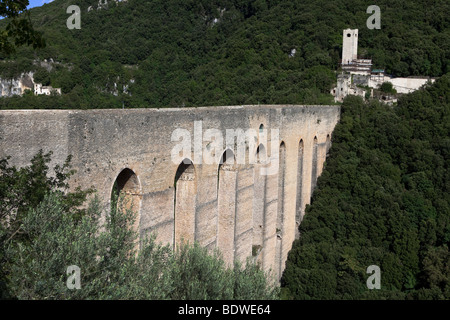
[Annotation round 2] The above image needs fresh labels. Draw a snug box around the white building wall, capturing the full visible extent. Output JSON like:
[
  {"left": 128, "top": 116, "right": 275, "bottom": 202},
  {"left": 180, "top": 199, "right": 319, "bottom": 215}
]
[
  {"left": 388, "top": 78, "right": 435, "bottom": 94},
  {"left": 368, "top": 76, "right": 435, "bottom": 94}
]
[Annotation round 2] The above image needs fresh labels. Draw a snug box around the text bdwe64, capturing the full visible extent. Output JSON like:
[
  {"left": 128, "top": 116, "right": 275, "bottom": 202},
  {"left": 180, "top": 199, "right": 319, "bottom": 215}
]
[{"left": 223, "top": 305, "right": 271, "bottom": 315}]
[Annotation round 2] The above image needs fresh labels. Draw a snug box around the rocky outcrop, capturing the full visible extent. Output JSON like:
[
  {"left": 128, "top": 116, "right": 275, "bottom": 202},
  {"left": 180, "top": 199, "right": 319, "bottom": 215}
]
[
  {"left": 89, "top": 0, "right": 128, "bottom": 11},
  {"left": 0, "top": 71, "right": 62, "bottom": 97},
  {"left": 0, "top": 72, "right": 34, "bottom": 97}
]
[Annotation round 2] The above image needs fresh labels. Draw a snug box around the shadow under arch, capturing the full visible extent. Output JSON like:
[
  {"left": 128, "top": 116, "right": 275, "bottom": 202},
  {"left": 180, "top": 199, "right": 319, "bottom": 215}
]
[
  {"left": 276, "top": 141, "right": 287, "bottom": 278},
  {"left": 173, "top": 158, "right": 197, "bottom": 248},
  {"left": 110, "top": 168, "right": 142, "bottom": 245},
  {"left": 252, "top": 143, "right": 267, "bottom": 262},
  {"left": 259, "top": 123, "right": 265, "bottom": 133},
  {"left": 255, "top": 143, "right": 267, "bottom": 164},
  {"left": 326, "top": 134, "right": 332, "bottom": 156},
  {"left": 311, "top": 136, "right": 319, "bottom": 195},
  {"left": 295, "top": 139, "right": 304, "bottom": 234},
  {"left": 217, "top": 148, "right": 238, "bottom": 266},
  {"left": 218, "top": 148, "right": 236, "bottom": 167}
]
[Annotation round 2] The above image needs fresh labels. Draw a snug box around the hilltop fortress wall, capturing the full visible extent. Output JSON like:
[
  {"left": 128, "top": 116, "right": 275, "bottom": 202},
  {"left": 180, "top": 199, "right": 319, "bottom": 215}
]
[{"left": 0, "top": 105, "right": 340, "bottom": 278}]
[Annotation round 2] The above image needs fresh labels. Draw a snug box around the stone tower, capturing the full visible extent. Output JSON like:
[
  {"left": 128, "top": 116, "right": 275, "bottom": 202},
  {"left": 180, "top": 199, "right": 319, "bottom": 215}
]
[{"left": 342, "top": 29, "right": 358, "bottom": 65}]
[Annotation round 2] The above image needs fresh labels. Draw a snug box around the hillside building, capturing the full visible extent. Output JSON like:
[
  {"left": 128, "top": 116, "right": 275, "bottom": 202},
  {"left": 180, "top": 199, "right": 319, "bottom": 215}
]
[
  {"left": 341, "top": 29, "right": 372, "bottom": 75},
  {"left": 34, "top": 83, "right": 62, "bottom": 96},
  {"left": 332, "top": 29, "right": 436, "bottom": 103}
]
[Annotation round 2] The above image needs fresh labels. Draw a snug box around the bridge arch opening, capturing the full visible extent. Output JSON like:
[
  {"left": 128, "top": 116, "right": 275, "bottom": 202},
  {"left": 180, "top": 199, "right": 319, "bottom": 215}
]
[
  {"left": 252, "top": 143, "right": 267, "bottom": 260},
  {"left": 217, "top": 149, "right": 237, "bottom": 265},
  {"left": 255, "top": 143, "right": 267, "bottom": 164},
  {"left": 174, "top": 159, "right": 197, "bottom": 248},
  {"left": 326, "top": 134, "right": 331, "bottom": 156},
  {"left": 276, "top": 141, "right": 286, "bottom": 277},
  {"left": 258, "top": 124, "right": 266, "bottom": 148},
  {"left": 259, "top": 124, "right": 264, "bottom": 133},
  {"left": 296, "top": 139, "right": 304, "bottom": 234},
  {"left": 311, "top": 136, "right": 319, "bottom": 195},
  {"left": 110, "top": 168, "right": 142, "bottom": 243}
]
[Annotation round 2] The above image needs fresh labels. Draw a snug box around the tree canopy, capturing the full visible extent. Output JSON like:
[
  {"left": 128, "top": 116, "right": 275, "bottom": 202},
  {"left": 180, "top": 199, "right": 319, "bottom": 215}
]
[
  {"left": 0, "top": 0, "right": 448, "bottom": 109},
  {"left": 281, "top": 74, "right": 450, "bottom": 300},
  {"left": 0, "top": 0, "right": 45, "bottom": 54}
]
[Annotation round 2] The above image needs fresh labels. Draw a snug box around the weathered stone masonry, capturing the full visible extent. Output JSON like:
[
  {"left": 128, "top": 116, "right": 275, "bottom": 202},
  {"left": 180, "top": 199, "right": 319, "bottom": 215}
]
[{"left": 0, "top": 105, "right": 340, "bottom": 279}]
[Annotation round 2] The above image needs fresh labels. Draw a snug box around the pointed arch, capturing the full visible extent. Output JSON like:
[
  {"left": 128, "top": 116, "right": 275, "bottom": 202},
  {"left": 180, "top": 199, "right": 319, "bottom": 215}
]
[
  {"left": 326, "top": 134, "right": 331, "bottom": 156},
  {"left": 252, "top": 143, "right": 267, "bottom": 260},
  {"left": 276, "top": 141, "right": 287, "bottom": 277},
  {"left": 217, "top": 149, "right": 237, "bottom": 265},
  {"left": 295, "top": 139, "right": 304, "bottom": 231},
  {"left": 255, "top": 143, "right": 267, "bottom": 163},
  {"left": 111, "top": 168, "right": 142, "bottom": 245},
  {"left": 259, "top": 123, "right": 265, "bottom": 133},
  {"left": 111, "top": 168, "right": 141, "bottom": 200},
  {"left": 174, "top": 158, "right": 197, "bottom": 248},
  {"left": 311, "top": 136, "right": 319, "bottom": 195},
  {"left": 218, "top": 148, "right": 236, "bottom": 167}
]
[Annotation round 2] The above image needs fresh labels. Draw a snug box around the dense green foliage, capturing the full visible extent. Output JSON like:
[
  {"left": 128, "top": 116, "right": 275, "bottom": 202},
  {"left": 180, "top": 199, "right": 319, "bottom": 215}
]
[
  {"left": 4, "top": 193, "right": 278, "bottom": 299},
  {"left": 0, "top": 0, "right": 45, "bottom": 54},
  {"left": 379, "top": 81, "right": 396, "bottom": 95},
  {"left": 0, "top": 151, "right": 92, "bottom": 222},
  {"left": 0, "top": 152, "right": 278, "bottom": 300},
  {"left": 0, "top": 0, "right": 449, "bottom": 109},
  {"left": 281, "top": 74, "right": 450, "bottom": 299},
  {"left": 0, "top": 151, "right": 93, "bottom": 299}
]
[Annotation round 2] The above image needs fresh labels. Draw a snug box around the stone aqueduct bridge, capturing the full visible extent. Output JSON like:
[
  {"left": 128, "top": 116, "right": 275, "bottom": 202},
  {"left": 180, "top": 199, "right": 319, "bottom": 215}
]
[{"left": 0, "top": 105, "right": 340, "bottom": 279}]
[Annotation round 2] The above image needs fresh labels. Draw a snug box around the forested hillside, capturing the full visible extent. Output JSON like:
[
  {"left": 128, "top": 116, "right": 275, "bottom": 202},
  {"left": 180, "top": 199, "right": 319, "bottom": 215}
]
[
  {"left": 0, "top": 0, "right": 449, "bottom": 109},
  {"left": 282, "top": 74, "right": 450, "bottom": 299},
  {"left": 1, "top": 0, "right": 449, "bottom": 301}
]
